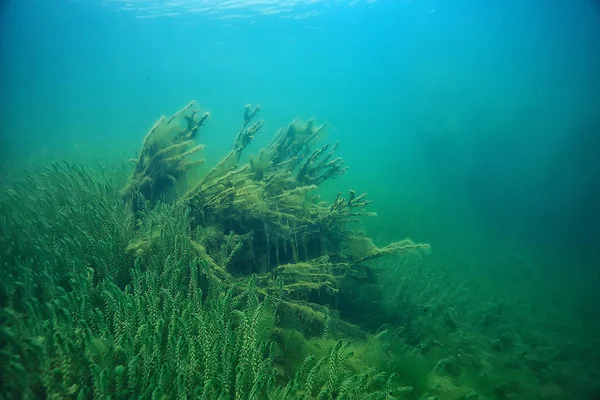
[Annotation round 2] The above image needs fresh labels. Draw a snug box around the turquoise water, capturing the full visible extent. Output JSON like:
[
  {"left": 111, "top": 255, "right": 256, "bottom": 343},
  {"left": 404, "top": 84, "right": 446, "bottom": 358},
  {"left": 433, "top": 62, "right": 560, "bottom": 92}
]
[
  {"left": 1, "top": 0, "right": 599, "bottom": 398},
  {"left": 3, "top": 0, "right": 599, "bottom": 256}
]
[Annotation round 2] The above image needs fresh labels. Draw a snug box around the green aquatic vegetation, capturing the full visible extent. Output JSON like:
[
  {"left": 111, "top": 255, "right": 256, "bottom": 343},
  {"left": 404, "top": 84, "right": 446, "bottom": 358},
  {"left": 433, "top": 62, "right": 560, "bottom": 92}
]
[
  {"left": 123, "top": 101, "right": 431, "bottom": 336},
  {"left": 121, "top": 100, "right": 209, "bottom": 209},
  {"left": 0, "top": 173, "right": 277, "bottom": 398},
  {"left": 0, "top": 161, "right": 415, "bottom": 399},
  {"left": 268, "top": 339, "right": 412, "bottom": 400},
  {"left": 2, "top": 101, "right": 595, "bottom": 400}
]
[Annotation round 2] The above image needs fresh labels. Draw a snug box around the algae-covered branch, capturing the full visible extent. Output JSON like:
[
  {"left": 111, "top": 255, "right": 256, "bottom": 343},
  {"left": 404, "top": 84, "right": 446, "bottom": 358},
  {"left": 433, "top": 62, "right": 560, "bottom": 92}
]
[{"left": 122, "top": 100, "right": 431, "bottom": 336}]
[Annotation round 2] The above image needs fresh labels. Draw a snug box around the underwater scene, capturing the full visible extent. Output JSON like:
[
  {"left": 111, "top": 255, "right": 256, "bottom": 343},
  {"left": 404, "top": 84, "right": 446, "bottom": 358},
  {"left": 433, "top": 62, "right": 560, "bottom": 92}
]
[{"left": 1, "top": 0, "right": 599, "bottom": 399}]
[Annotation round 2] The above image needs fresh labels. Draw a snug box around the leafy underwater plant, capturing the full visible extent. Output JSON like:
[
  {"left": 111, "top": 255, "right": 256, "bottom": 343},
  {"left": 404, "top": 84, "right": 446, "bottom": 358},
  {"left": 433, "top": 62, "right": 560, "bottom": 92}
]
[
  {"left": 0, "top": 102, "right": 427, "bottom": 399},
  {"left": 3, "top": 100, "right": 589, "bottom": 400}
]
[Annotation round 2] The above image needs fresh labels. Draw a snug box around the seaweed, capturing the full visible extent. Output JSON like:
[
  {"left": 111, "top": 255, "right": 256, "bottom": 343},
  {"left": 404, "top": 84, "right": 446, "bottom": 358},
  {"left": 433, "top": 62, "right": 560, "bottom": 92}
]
[
  {"left": 2, "top": 101, "right": 595, "bottom": 399},
  {"left": 124, "top": 101, "right": 431, "bottom": 336}
]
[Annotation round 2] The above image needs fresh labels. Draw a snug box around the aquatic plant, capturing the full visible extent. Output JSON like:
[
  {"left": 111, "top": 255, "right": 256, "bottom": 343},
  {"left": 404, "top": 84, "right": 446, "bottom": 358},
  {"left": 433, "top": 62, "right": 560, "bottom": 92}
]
[
  {"left": 0, "top": 104, "right": 422, "bottom": 399},
  {"left": 2, "top": 101, "right": 596, "bottom": 400},
  {"left": 123, "top": 101, "right": 431, "bottom": 338},
  {"left": 121, "top": 100, "right": 209, "bottom": 209}
]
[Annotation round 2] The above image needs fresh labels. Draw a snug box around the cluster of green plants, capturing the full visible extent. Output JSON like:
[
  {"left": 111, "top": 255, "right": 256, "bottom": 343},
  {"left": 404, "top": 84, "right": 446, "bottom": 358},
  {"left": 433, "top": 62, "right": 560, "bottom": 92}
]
[
  {"left": 1, "top": 101, "right": 598, "bottom": 400},
  {"left": 368, "top": 232, "right": 600, "bottom": 399},
  {"left": 0, "top": 163, "right": 412, "bottom": 399}
]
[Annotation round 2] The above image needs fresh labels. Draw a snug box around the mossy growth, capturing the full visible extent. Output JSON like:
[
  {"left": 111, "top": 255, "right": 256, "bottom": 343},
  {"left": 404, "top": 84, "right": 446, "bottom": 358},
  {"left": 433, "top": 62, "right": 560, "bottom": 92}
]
[
  {"left": 121, "top": 100, "right": 209, "bottom": 210},
  {"left": 123, "top": 100, "right": 431, "bottom": 340},
  {"left": 2, "top": 101, "right": 595, "bottom": 399}
]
